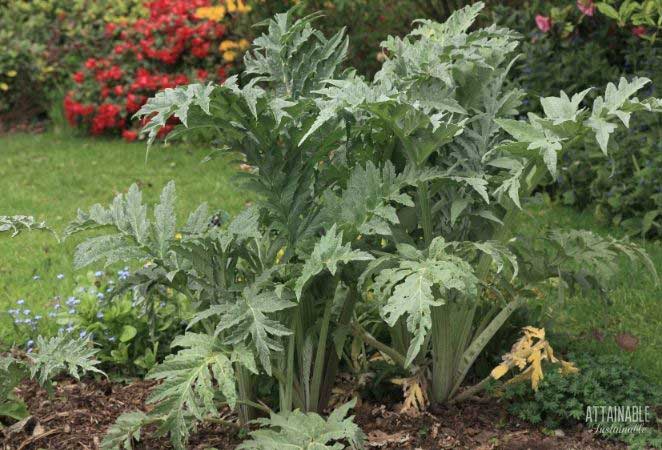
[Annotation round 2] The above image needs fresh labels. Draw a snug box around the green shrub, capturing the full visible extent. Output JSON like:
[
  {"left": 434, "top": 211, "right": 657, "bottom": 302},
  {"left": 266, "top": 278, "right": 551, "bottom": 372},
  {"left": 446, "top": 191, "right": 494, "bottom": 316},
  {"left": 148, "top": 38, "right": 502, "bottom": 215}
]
[
  {"left": 54, "top": 271, "right": 192, "bottom": 375},
  {"left": 501, "top": 353, "right": 662, "bottom": 448}
]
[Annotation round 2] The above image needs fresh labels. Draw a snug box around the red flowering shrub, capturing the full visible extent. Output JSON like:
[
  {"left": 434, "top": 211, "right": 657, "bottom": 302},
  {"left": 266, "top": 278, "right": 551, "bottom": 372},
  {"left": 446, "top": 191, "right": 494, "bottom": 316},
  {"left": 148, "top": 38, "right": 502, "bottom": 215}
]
[{"left": 64, "top": 0, "right": 251, "bottom": 140}]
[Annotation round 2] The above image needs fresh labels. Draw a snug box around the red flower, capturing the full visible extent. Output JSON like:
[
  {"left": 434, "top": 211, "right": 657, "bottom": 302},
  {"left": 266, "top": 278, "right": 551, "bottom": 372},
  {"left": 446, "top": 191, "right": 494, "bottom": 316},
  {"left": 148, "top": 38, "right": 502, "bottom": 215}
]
[
  {"left": 196, "top": 69, "right": 208, "bottom": 81},
  {"left": 113, "top": 85, "right": 124, "bottom": 96},
  {"left": 73, "top": 71, "right": 85, "bottom": 83},
  {"left": 105, "top": 23, "right": 117, "bottom": 37},
  {"left": 84, "top": 58, "right": 97, "bottom": 70},
  {"left": 191, "top": 41, "right": 210, "bottom": 58},
  {"left": 122, "top": 129, "right": 138, "bottom": 141},
  {"left": 632, "top": 26, "right": 647, "bottom": 38},
  {"left": 216, "top": 66, "right": 227, "bottom": 81},
  {"left": 173, "top": 73, "right": 189, "bottom": 85}
]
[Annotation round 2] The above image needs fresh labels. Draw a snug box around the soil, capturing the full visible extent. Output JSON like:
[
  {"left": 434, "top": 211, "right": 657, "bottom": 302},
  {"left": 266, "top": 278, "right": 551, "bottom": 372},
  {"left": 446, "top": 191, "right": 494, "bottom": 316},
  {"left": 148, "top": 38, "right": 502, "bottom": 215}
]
[{"left": 2, "top": 377, "right": 625, "bottom": 450}]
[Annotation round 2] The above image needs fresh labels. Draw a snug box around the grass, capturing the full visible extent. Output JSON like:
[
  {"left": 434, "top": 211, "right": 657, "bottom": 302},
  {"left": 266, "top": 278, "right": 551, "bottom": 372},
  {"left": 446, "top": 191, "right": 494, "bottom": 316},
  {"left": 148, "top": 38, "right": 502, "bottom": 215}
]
[
  {"left": 0, "top": 132, "right": 249, "bottom": 345},
  {"left": 513, "top": 196, "right": 662, "bottom": 385},
  {"left": 1, "top": 132, "right": 660, "bottom": 384}
]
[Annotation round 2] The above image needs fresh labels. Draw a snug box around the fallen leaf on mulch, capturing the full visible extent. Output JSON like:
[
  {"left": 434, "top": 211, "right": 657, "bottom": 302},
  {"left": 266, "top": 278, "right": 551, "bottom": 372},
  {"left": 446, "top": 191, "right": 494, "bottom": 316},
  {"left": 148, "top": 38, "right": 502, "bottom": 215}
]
[{"left": 367, "top": 429, "right": 411, "bottom": 447}]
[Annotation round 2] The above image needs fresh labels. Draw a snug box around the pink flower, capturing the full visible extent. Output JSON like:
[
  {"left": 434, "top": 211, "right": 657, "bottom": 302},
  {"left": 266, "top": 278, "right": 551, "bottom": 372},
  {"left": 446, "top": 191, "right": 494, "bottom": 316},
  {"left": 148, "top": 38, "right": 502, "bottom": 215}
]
[
  {"left": 535, "top": 15, "right": 552, "bottom": 33},
  {"left": 632, "top": 26, "right": 647, "bottom": 38},
  {"left": 577, "top": 0, "right": 595, "bottom": 16}
]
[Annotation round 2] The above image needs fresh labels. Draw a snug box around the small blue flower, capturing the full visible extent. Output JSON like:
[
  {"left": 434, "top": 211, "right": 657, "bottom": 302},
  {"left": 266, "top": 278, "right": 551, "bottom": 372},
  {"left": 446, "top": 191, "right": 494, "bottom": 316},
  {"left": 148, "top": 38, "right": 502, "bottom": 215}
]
[
  {"left": 48, "top": 312, "right": 57, "bottom": 318},
  {"left": 94, "top": 270, "right": 104, "bottom": 277},
  {"left": 17, "top": 299, "right": 25, "bottom": 305},
  {"left": 26, "top": 340, "right": 34, "bottom": 347},
  {"left": 68, "top": 309, "right": 76, "bottom": 315},
  {"left": 34, "top": 315, "right": 42, "bottom": 321},
  {"left": 54, "top": 303, "right": 61, "bottom": 309},
  {"left": 97, "top": 293, "right": 105, "bottom": 300},
  {"left": 79, "top": 331, "right": 87, "bottom": 338},
  {"left": 56, "top": 273, "right": 65, "bottom": 280},
  {"left": 58, "top": 327, "right": 65, "bottom": 334},
  {"left": 32, "top": 275, "right": 40, "bottom": 281},
  {"left": 159, "top": 301, "right": 166, "bottom": 308},
  {"left": 96, "top": 311, "right": 105, "bottom": 319},
  {"left": 24, "top": 319, "right": 33, "bottom": 325},
  {"left": 108, "top": 336, "right": 116, "bottom": 342},
  {"left": 106, "top": 287, "right": 113, "bottom": 293},
  {"left": 22, "top": 309, "right": 31, "bottom": 315},
  {"left": 66, "top": 325, "right": 75, "bottom": 333}
]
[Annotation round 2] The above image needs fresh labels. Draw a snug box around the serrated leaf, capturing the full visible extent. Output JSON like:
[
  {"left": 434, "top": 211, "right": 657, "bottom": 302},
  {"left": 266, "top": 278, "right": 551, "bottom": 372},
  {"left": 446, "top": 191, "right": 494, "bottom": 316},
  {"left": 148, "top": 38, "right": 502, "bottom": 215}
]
[
  {"left": 154, "top": 181, "right": 177, "bottom": 259},
  {"left": 101, "top": 411, "right": 148, "bottom": 450},
  {"left": 238, "top": 399, "right": 364, "bottom": 450},
  {"left": 295, "top": 225, "right": 373, "bottom": 299},
  {"left": 28, "top": 335, "right": 105, "bottom": 386},
  {"left": 146, "top": 333, "right": 238, "bottom": 450}
]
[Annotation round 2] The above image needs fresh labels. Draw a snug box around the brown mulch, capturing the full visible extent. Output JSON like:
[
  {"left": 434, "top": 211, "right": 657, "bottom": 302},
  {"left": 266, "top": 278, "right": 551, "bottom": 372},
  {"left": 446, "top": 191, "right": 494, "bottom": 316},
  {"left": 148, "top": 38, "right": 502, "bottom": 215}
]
[{"left": 2, "top": 378, "right": 624, "bottom": 450}]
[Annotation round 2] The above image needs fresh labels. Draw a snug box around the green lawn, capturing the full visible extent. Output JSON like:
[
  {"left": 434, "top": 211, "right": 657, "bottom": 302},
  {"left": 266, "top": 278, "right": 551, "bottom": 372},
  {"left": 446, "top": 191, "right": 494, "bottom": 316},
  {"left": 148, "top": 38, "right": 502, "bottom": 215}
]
[
  {"left": 513, "top": 199, "right": 662, "bottom": 385},
  {"left": 1, "top": 132, "right": 660, "bottom": 384},
  {"left": 0, "top": 133, "right": 249, "bottom": 344}
]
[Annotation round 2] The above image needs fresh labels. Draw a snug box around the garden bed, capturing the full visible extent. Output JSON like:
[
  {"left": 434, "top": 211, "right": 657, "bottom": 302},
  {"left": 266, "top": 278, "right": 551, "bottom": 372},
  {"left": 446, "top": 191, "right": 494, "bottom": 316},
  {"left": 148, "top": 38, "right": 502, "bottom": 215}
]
[{"left": 3, "top": 376, "right": 624, "bottom": 450}]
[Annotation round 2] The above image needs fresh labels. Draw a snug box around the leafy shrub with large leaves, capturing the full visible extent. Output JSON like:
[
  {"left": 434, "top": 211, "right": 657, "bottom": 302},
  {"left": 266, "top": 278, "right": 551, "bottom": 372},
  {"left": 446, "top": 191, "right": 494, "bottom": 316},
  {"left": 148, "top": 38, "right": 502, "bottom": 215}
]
[{"left": 64, "top": 4, "right": 662, "bottom": 448}]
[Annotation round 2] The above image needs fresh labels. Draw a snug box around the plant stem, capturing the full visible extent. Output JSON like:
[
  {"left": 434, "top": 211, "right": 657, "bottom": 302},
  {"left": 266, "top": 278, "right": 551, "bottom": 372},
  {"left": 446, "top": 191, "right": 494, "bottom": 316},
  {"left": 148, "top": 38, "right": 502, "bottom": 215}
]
[
  {"left": 449, "top": 375, "right": 492, "bottom": 403},
  {"left": 418, "top": 181, "right": 433, "bottom": 246},
  {"left": 318, "top": 285, "right": 358, "bottom": 411},
  {"left": 431, "top": 304, "right": 454, "bottom": 403},
  {"left": 236, "top": 365, "right": 255, "bottom": 424},
  {"left": 309, "top": 291, "right": 334, "bottom": 412},
  {"left": 351, "top": 322, "right": 407, "bottom": 367}
]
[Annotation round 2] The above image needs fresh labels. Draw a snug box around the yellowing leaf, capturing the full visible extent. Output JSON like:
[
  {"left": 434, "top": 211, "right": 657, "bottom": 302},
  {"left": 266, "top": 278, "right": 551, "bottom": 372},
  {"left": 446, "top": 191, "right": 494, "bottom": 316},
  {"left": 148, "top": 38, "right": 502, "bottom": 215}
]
[
  {"left": 391, "top": 373, "right": 429, "bottom": 414},
  {"left": 490, "top": 363, "right": 509, "bottom": 380},
  {"left": 491, "top": 326, "right": 576, "bottom": 392},
  {"left": 528, "top": 349, "right": 543, "bottom": 391},
  {"left": 560, "top": 360, "right": 579, "bottom": 375}
]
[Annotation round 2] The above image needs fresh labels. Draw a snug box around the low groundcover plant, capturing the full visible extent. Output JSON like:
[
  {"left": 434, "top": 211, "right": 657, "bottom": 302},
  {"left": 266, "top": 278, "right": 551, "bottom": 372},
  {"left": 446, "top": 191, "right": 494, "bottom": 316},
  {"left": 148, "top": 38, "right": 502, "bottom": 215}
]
[{"left": 4, "top": 2, "right": 662, "bottom": 449}]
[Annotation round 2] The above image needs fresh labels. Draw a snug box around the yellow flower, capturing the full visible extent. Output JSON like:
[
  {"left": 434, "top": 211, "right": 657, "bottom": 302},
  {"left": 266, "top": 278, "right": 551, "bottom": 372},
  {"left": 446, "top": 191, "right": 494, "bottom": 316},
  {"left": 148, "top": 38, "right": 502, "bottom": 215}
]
[
  {"left": 175, "top": 232, "right": 182, "bottom": 240},
  {"left": 238, "top": 38, "right": 250, "bottom": 50},
  {"left": 7, "top": 70, "right": 17, "bottom": 77},
  {"left": 0, "top": 83, "right": 8, "bottom": 91},
  {"left": 219, "top": 40, "right": 238, "bottom": 51},
  {"left": 226, "top": 0, "right": 251, "bottom": 14},
  {"left": 223, "top": 50, "right": 237, "bottom": 62},
  {"left": 195, "top": 5, "right": 226, "bottom": 21},
  {"left": 236, "top": 0, "right": 251, "bottom": 13}
]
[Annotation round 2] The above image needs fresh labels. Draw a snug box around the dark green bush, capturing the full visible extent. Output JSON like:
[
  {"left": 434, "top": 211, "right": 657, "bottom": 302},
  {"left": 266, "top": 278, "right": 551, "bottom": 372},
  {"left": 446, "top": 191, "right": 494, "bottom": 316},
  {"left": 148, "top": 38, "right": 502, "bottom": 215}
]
[
  {"left": 491, "top": 1, "right": 662, "bottom": 238},
  {"left": 500, "top": 353, "right": 662, "bottom": 448},
  {"left": 0, "top": 0, "right": 146, "bottom": 121}
]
